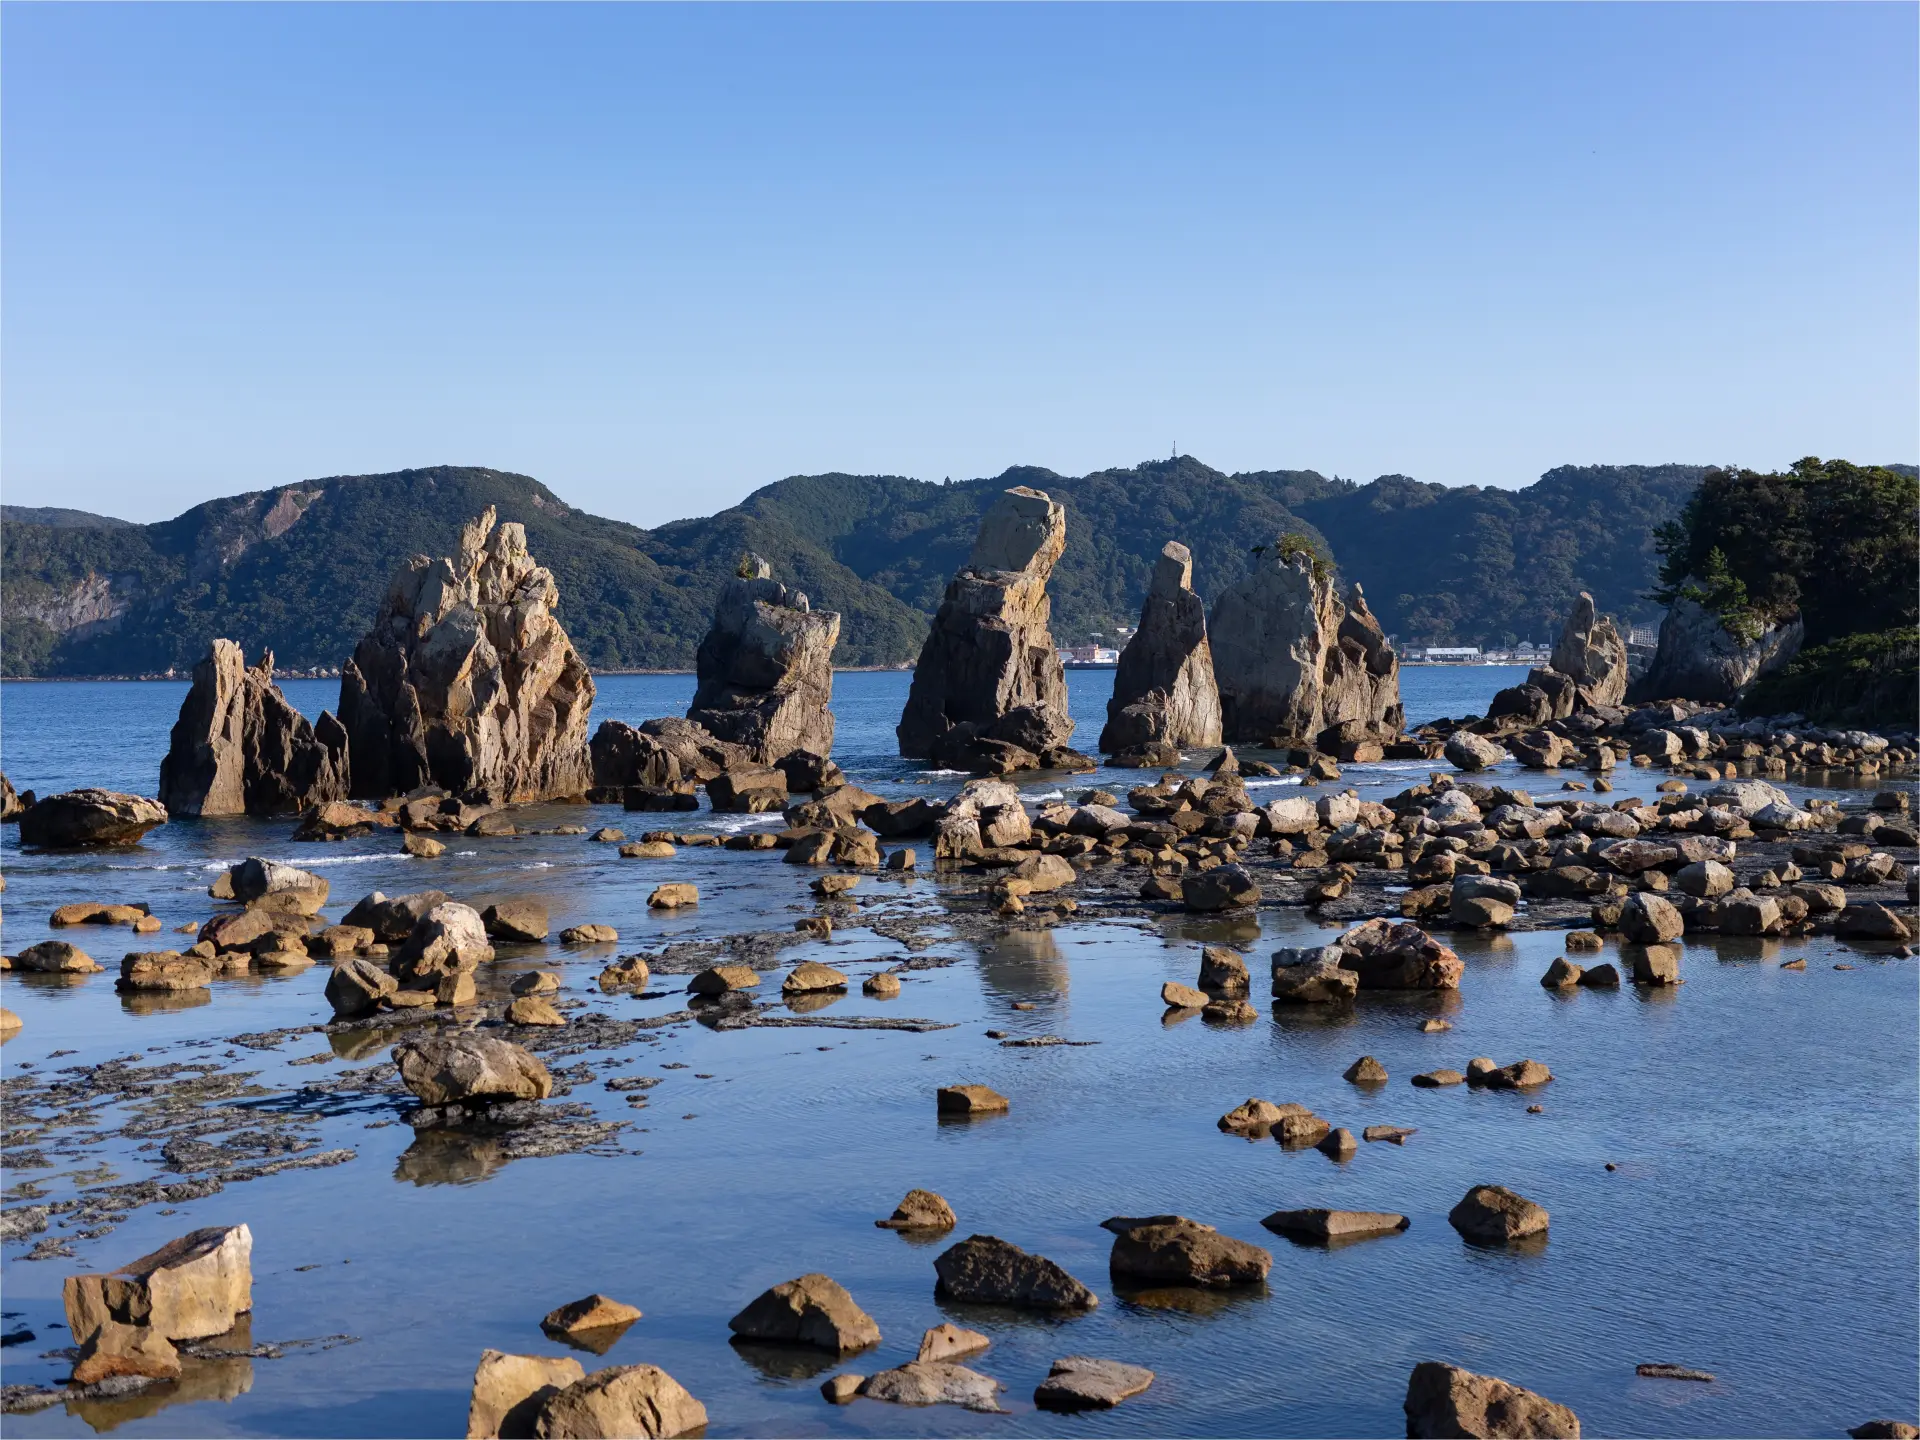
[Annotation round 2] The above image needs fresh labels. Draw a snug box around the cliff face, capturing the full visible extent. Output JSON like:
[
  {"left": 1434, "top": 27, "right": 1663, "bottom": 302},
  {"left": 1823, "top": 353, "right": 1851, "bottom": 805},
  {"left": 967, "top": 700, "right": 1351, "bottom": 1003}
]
[
  {"left": 1630, "top": 596, "right": 1803, "bottom": 706},
  {"left": 339, "top": 507, "right": 595, "bottom": 801}
]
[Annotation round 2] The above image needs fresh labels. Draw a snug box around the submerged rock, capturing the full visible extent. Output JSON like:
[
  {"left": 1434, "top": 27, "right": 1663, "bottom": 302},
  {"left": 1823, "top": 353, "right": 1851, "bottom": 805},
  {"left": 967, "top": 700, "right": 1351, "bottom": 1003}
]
[
  {"left": 1261, "top": 1208, "right": 1409, "bottom": 1242},
  {"left": 1100, "top": 541, "right": 1222, "bottom": 755},
  {"left": 338, "top": 506, "right": 594, "bottom": 802},
  {"left": 686, "top": 553, "right": 840, "bottom": 763},
  {"left": 896, "top": 488, "right": 1077, "bottom": 771},
  {"left": 158, "top": 640, "right": 349, "bottom": 817}
]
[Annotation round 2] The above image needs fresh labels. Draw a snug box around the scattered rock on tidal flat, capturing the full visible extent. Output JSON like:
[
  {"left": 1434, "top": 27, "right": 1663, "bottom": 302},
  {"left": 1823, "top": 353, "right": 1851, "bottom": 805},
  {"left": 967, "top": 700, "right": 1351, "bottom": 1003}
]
[
  {"left": 1404, "top": 1360, "right": 1579, "bottom": 1438},
  {"left": 467, "top": 1350, "right": 586, "bottom": 1439},
  {"left": 1162, "top": 981, "right": 1209, "bottom": 1010},
  {"left": 1448, "top": 1185, "right": 1550, "bottom": 1245},
  {"left": 507, "top": 996, "right": 567, "bottom": 1027},
  {"left": 648, "top": 883, "right": 700, "bottom": 910},
  {"left": 64, "top": 1223, "right": 254, "bottom": 1343},
  {"left": 1261, "top": 1208, "right": 1409, "bottom": 1243},
  {"left": 858, "top": 1361, "right": 1005, "bottom": 1412},
  {"left": 875, "top": 1189, "right": 956, "bottom": 1232},
  {"left": 8, "top": 940, "right": 103, "bottom": 973},
  {"left": 559, "top": 923, "right": 619, "bottom": 945},
  {"left": 1106, "top": 1216, "right": 1271, "bottom": 1287},
  {"left": 393, "top": 1034, "right": 553, "bottom": 1106},
  {"left": 932, "top": 1234, "right": 1097, "bottom": 1311},
  {"left": 1413, "top": 1069, "right": 1465, "bottom": 1088},
  {"left": 862, "top": 972, "right": 902, "bottom": 999},
  {"left": 689, "top": 965, "right": 760, "bottom": 995},
  {"left": 937, "top": 1085, "right": 1008, "bottom": 1115},
  {"left": 482, "top": 901, "right": 550, "bottom": 943}
]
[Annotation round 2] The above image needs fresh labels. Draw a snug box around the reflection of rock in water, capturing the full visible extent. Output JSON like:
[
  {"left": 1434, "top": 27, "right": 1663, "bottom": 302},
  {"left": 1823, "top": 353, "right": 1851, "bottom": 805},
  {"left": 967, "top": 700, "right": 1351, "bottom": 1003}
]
[
  {"left": 68, "top": 1332, "right": 254, "bottom": 1431},
  {"left": 329, "top": 1026, "right": 398, "bottom": 1062},
  {"left": 783, "top": 990, "right": 844, "bottom": 1015},
  {"left": 1158, "top": 915, "right": 1264, "bottom": 950},
  {"left": 394, "top": 1129, "right": 509, "bottom": 1186},
  {"left": 728, "top": 1339, "right": 841, "bottom": 1381},
  {"left": 119, "top": 988, "right": 213, "bottom": 1017},
  {"left": 974, "top": 929, "right": 1068, "bottom": 1001},
  {"left": 1110, "top": 1279, "right": 1272, "bottom": 1316}
]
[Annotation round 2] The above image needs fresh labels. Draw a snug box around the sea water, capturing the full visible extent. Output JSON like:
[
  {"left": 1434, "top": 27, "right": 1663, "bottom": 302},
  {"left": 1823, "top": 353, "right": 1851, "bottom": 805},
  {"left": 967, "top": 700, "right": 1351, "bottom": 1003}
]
[{"left": 0, "top": 669, "right": 1913, "bottom": 1438}]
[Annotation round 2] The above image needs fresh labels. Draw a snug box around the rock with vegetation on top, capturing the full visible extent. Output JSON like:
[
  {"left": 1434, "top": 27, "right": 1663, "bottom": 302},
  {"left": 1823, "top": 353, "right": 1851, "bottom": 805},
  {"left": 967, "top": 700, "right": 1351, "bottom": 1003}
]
[
  {"left": 896, "top": 488, "right": 1078, "bottom": 772},
  {"left": 158, "top": 640, "right": 350, "bottom": 817},
  {"left": 686, "top": 553, "right": 841, "bottom": 763},
  {"left": 19, "top": 789, "right": 168, "bottom": 848},
  {"left": 1404, "top": 1360, "right": 1581, "bottom": 1438},
  {"left": 1630, "top": 594, "right": 1802, "bottom": 705},
  {"left": 338, "top": 506, "right": 595, "bottom": 802},
  {"left": 1209, "top": 543, "right": 1402, "bottom": 749},
  {"left": 1100, "top": 541, "right": 1223, "bottom": 756}
]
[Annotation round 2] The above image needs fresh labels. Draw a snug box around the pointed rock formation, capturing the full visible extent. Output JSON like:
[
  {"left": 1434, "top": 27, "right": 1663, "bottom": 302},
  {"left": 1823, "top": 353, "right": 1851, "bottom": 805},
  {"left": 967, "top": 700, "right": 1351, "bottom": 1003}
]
[
  {"left": 338, "top": 508, "right": 595, "bottom": 802},
  {"left": 686, "top": 553, "right": 839, "bottom": 762},
  {"left": 158, "top": 640, "right": 350, "bottom": 817},
  {"left": 1629, "top": 594, "right": 1803, "bottom": 705},
  {"left": 1099, "top": 542, "right": 1221, "bottom": 760},
  {"left": 897, "top": 487, "right": 1078, "bottom": 772},
  {"left": 1549, "top": 592, "right": 1629, "bottom": 707},
  {"left": 1209, "top": 546, "right": 1402, "bottom": 749}
]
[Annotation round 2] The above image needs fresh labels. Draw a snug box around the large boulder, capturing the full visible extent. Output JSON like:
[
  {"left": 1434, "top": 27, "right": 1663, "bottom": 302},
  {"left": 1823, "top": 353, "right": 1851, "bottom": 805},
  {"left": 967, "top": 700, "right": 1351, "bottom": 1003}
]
[
  {"left": 588, "top": 721, "right": 684, "bottom": 790},
  {"left": 728, "top": 1274, "right": 879, "bottom": 1353},
  {"left": 1630, "top": 594, "right": 1802, "bottom": 705},
  {"left": 159, "top": 640, "right": 350, "bottom": 816},
  {"left": 393, "top": 1034, "right": 552, "bottom": 1105},
  {"left": 896, "top": 488, "right": 1076, "bottom": 770},
  {"left": 1099, "top": 541, "right": 1222, "bottom": 755},
  {"left": 1106, "top": 1216, "right": 1271, "bottom": 1287},
  {"left": 1209, "top": 545, "right": 1401, "bottom": 747},
  {"left": 63, "top": 1224, "right": 253, "bottom": 1343},
  {"left": 686, "top": 553, "right": 840, "bottom": 763},
  {"left": 338, "top": 506, "right": 594, "bottom": 802},
  {"left": 1334, "top": 919, "right": 1464, "bottom": 990},
  {"left": 1405, "top": 1361, "right": 1580, "bottom": 1438},
  {"left": 19, "top": 789, "right": 167, "bottom": 848},
  {"left": 526, "top": 1364, "right": 707, "bottom": 1439},
  {"left": 1545, "top": 592, "right": 1629, "bottom": 710},
  {"left": 394, "top": 902, "right": 495, "bottom": 985},
  {"left": 467, "top": 1350, "right": 586, "bottom": 1439}
]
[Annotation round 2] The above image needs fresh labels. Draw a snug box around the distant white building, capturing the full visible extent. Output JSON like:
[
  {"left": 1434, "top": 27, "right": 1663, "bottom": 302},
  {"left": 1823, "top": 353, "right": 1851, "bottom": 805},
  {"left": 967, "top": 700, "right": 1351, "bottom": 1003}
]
[
  {"left": 1420, "top": 646, "right": 1482, "bottom": 660},
  {"left": 1062, "top": 644, "right": 1120, "bottom": 665}
]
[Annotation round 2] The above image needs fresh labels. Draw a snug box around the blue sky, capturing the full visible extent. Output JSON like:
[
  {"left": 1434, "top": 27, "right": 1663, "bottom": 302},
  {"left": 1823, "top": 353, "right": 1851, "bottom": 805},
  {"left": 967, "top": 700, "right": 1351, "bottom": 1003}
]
[{"left": 3, "top": 3, "right": 1914, "bottom": 526}]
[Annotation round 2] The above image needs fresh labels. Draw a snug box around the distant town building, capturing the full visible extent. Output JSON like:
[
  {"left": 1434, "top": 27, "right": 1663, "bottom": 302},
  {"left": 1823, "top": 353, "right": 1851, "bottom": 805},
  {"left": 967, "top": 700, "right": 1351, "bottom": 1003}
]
[
  {"left": 1416, "top": 646, "right": 1483, "bottom": 661},
  {"left": 1060, "top": 644, "right": 1120, "bottom": 665}
]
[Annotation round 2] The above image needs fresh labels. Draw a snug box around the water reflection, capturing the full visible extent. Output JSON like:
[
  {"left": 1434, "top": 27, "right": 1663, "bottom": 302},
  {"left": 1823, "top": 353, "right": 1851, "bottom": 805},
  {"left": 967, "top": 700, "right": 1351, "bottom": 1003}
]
[
  {"left": 119, "top": 989, "right": 211, "bottom": 1016},
  {"left": 68, "top": 1321, "right": 255, "bottom": 1433},
  {"left": 1110, "top": 1279, "right": 1272, "bottom": 1316},
  {"left": 728, "top": 1339, "right": 847, "bottom": 1381},
  {"left": 1157, "top": 916, "right": 1264, "bottom": 949},
  {"left": 782, "top": 990, "right": 843, "bottom": 1015},
  {"left": 394, "top": 1129, "right": 509, "bottom": 1186},
  {"left": 974, "top": 929, "right": 1068, "bottom": 1002},
  {"left": 545, "top": 1321, "right": 636, "bottom": 1356}
]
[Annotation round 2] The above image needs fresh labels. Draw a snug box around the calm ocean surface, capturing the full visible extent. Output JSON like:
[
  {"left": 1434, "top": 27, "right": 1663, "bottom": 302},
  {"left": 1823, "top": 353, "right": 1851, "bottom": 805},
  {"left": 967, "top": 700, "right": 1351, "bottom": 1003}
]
[{"left": 1, "top": 667, "right": 1914, "bottom": 1438}]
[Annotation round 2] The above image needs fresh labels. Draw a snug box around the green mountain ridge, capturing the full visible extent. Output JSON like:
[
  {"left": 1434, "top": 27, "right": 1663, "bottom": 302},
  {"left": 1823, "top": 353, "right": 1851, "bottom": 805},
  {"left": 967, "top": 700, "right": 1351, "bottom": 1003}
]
[{"left": 3, "top": 457, "right": 1716, "bottom": 677}]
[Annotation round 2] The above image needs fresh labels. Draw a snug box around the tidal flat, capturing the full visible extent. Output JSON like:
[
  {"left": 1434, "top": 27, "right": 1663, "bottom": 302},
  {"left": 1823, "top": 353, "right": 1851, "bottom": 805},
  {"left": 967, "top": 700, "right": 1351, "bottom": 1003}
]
[{"left": 2, "top": 671, "right": 1915, "bottom": 1438}]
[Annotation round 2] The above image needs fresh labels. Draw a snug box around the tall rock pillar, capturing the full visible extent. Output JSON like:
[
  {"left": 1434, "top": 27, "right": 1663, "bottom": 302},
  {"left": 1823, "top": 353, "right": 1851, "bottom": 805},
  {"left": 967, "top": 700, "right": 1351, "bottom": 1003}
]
[
  {"left": 159, "top": 640, "right": 350, "bottom": 816},
  {"left": 686, "top": 553, "right": 840, "bottom": 763},
  {"left": 1099, "top": 541, "right": 1222, "bottom": 762}
]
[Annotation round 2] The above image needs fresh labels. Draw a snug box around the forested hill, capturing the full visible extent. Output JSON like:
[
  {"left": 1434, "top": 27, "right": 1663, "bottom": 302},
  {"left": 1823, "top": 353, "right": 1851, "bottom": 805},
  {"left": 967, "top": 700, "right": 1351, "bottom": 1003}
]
[{"left": 2, "top": 458, "right": 1713, "bottom": 676}]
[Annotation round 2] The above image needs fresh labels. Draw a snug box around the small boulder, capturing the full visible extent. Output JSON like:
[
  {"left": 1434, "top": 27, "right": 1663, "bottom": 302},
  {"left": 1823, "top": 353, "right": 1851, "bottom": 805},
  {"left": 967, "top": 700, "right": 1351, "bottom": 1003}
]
[
  {"left": 1578, "top": 961, "right": 1621, "bottom": 987},
  {"left": 64, "top": 1224, "right": 253, "bottom": 1343},
  {"left": 507, "top": 996, "right": 567, "bottom": 1027},
  {"left": 1261, "top": 1209, "right": 1409, "bottom": 1242},
  {"left": 71, "top": 1319, "right": 181, "bottom": 1386},
  {"left": 862, "top": 972, "right": 902, "bottom": 998},
  {"left": 560, "top": 924, "right": 618, "bottom": 945},
  {"left": 527, "top": 1364, "right": 706, "bottom": 1439},
  {"left": 1344, "top": 1056, "right": 1389, "bottom": 1085},
  {"left": 620, "top": 841, "right": 676, "bottom": 859},
  {"left": 937, "top": 1084, "right": 1008, "bottom": 1115},
  {"left": 1161, "top": 981, "right": 1209, "bottom": 1010},
  {"left": 916, "top": 1323, "right": 989, "bottom": 1363},
  {"left": 230, "top": 857, "right": 330, "bottom": 915},
  {"left": 404, "top": 832, "right": 445, "bottom": 858},
  {"left": 1107, "top": 1216, "right": 1271, "bottom": 1287},
  {"left": 116, "top": 951, "right": 215, "bottom": 992},
  {"left": 688, "top": 965, "right": 760, "bottom": 995},
  {"left": 393, "top": 1034, "right": 553, "bottom": 1105},
  {"left": 9, "top": 940, "right": 103, "bottom": 973},
  {"left": 326, "top": 957, "right": 398, "bottom": 1017},
  {"left": 467, "top": 1350, "right": 585, "bottom": 1439},
  {"left": 1413, "top": 1070, "right": 1465, "bottom": 1087},
  {"left": 541, "top": 1295, "right": 642, "bottom": 1338},
  {"left": 482, "top": 901, "right": 550, "bottom": 943},
  {"left": 875, "top": 1189, "right": 956, "bottom": 1231},
  {"left": 1034, "top": 1357, "right": 1155, "bottom": 1412},
  {"left": 783, "top": 962, "right": 848, "bottom": 993},
  {"left": 1541, "top": 957, "right": 1583, "bottom": 988},
  {"left": 858, "top": 1361, "right": 1004, "bottom": 1412},
  {"left": 512, "top": 971, "right": 562, "bottom": 996},
  {"left": 1444, "top": 732, "right": 1506, "bottom": 773},
  {"left": 728, "top": 1273, "right": 880, "bottom": 1353},
  {"left": 1405, "top": 1360, "right": 1579, "bottom": 1439},
  {"left": 1197, "top": 945, "right": 1250, "bottom": 993},
  {"left": 1448, "top": 1185, "right": 1550, "bottom": 1244},
  {"left": 1486, "top": 1059, "right": 1554, "bottom": 1090},
  {"left": 1621, "top": 893, "right": 1684, "bottom": 944},
  {"left": 1183, "top": 864, "right": 1259, "bottom": 911},
  {"left": 647, "top": 883, "right": 700, "bottom": 909},
  {"left": 1627, "top": 944, "right": 1681, "bottom": 986}
]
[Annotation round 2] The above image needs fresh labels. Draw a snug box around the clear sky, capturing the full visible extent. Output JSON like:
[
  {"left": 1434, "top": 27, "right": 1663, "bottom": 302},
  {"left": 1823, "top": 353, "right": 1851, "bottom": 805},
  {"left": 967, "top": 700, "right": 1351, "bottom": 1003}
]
[{"left": 3, "top": 2, "right": 1914, "bottom": 526}]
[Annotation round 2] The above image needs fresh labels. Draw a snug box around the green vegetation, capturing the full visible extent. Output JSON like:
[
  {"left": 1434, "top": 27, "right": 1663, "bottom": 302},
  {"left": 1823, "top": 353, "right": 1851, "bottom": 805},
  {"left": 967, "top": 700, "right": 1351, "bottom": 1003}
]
[
  {"left": 2, "top": 458, "right": 1712, "bottom": 676},
  {"left": 1653, "top": 457, "right": 1919, "bottom": 646},
  {"left": 1741, "top": 629, "right": 1920, "bottom": 726}
]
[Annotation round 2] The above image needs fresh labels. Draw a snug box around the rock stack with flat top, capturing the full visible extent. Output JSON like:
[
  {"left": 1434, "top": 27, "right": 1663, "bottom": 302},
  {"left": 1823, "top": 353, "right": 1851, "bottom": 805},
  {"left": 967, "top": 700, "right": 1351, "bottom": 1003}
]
[
  {"left": 338, "top": 507, "right": 595, "bottom": 802},
  {"left": 1100, "top": 541, "right": 1222, "bottom": 764},
  {"left": 1209, "top": 545, "right": 1402, "bottom": 751},
  {"left": 897, "top": 487, "right": 1082, "bottom": 773},
  {"left": 159, "top": 640, "right": 350, "bottom": 816},
  {"left": 686, "top": 552, "right": 840, "bottom": 763}
]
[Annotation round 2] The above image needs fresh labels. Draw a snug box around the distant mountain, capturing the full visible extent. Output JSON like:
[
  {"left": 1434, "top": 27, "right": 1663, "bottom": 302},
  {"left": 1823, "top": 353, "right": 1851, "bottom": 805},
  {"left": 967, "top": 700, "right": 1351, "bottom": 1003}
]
[
  {"left": 1, "top": 457, "right": 1713, "bottom": 677},
  {"left": 2, "top": 505, "right": 135, "bottom": 529}
]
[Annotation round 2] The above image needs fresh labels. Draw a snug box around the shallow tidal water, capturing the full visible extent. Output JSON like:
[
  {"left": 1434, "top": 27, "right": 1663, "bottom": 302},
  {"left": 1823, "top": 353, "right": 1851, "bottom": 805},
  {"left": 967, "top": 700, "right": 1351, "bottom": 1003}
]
[{"left": 1, "top": 668, "right": 1915, "bottom": 1438}]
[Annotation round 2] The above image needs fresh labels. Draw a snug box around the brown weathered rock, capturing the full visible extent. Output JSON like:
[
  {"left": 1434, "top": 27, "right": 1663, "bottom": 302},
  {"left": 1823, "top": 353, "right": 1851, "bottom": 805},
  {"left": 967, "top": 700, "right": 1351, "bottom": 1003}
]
[
  {"left": 858, "top": 1361, "right": 1005, "bottom": 1411},
  {"left": 404, "top": 832, "right": 447, "bottom": 858},
  {"left": 9, "top": 940, "right": 103, "bottom": 973},
  {"left": 542, "top": 1295, "right": 642, "bottom": 1337},
  {"left": 782, "top": 962, "right": 848, "bottom": 994},
  {"left": 1218, "top": 1097, "right": 1307, "bottom": 1133},
  {"left": 897, "top": 488, "right": 1076, "bottom": 770},
  {"left": 1107, "top": 1216, "right": 1271, "bottom": 1287},
  {"left": 1546, "top": 592, "right": 1629, "bottom": 710},
  {"left": 863, "top": 971, "right": 902, "bottom": 998},
  {"left": 528, "top": 1364, "right": 706, "bottom": 1438},
  {"left": 230, "top": 857, "right": 331, "bottom": 915},
  {"left": 875, "top": 1188, "right": 956, "bottom": 1231},
  {"left": 1448, "top": 1185, "right": 1549, "bottom": 1244},
  {"left": 468, "top": 1350, "right": 586, "bottom": 1439},
  {"left": 1837, "top": 903, "right": 1914, "bottom": 941},
  {"left": 647, "top": 883, "right": 699, "bottom": 910},
  {"left": 0, "top": 1007, "right": 21, "bottom": 1036},
  {"left": 343, "top": 889, "right": 451, "bottom": 942},
  {"left": 1405, "top": 1360, "right": 1580, "bottom": 1438},
  {"left": 932, "top": 1234, "right": 1097, "bottom": 1310},
  {"left": 395, "top": 902, "right": 495, "bottom": 986},
  {"left": 71, "top": 1319, "right": 182, "bottom": 1386},
  {"left": 507, "top": 996, "right": 567, "bottom": 1027},
  {"left": 483, "top": 901, "right": 550, "bottom": 943},
  {"left": 1445, "top": 731, "right": 1507, "bottom": 773},
  {"left": 19, "top": 789, "right": 168, "bottom": 848},
  {"left": 338, "top": 506, "right": 594, "bottom": 802},
  {"left": 1541, "top": 957, "right": 1584, "bottom": 988},
  {"left": 159, "top": 640, "right": 349, "bottom": 816},
  {"left": 1033, "top": 1357, "right": 1155, "bottom": 1411},
  {"left": 1620, "top": 892, "right": 1684, "bottom": 944},
  {"left": 1197, "top": 945, "right": 1250, "bottom": 993},
  {"left": 916, "top": 1323, "right": 990, "bottom": 1363},
  {"left": 1335, "top": 919, "right": 1464, "bottom": 990},
  {"left": 326, "top": 956, "right": 399, "bottom": 1017},
  {"left": 937, "top": 1084, "right": 1008, "bottom": 1115},
  {"left": 1486, "top": 1059, "right": 1553, "bottom": 1090},
  {"left": 1270, "top": 946, "right": 1360, "bottom": 1004},
  {"left": 64, "top": 1224, "right": 253, "bottom": 1343},
  {"left": 1162, "top": 981, "right": 1209, "bottom": 1010},
  {"left": 1344, "top": 1055, "right": 1389, "bottom": 1084},
  {"left": 686, "top": 553, "right": 840, "bottom": 763},
  {"left": 729, "top": 1273, "right": 879, "bottom": 1353},
  {"left": 393, "top": 1034, "right": 552, "bottom": 1105},
  {"left": 1210, "top": 546, "right": 1402, "bottom": 748},
  {"left": 1101, "top": 541, "right": 1223, "bottom": 754},
  {"left": 560, "top": 924, "right": 618, "bottom": 945},
  {"left": 1183, "top": 864, "right": 1259, "bottom": 912},
  {"left": 117, "top": 951, "right": 216, "bottom": 993},
  {"left": 50, "top": 902, "right": 150, "bottom": 927},
  {"left": 1627, "top": 944, "right": 1681, "bottom": 986},
  {"left": 688, "top": 965, "right": 759, "bottom": 995},
  {"left": 1261, "top": 1208, "right": 1409, "bottom": 1242}
]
